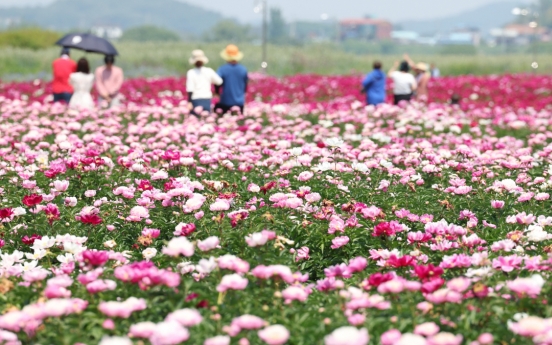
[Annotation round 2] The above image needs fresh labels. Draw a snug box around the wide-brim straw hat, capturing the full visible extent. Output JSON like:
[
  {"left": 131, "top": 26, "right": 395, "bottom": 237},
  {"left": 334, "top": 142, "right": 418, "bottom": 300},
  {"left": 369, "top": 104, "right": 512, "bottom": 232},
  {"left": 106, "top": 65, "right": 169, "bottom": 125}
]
[
  {"left": 415, "top": 62, "right": 428, "bottom": 72},
  {"left": 220, "top": 44, "right": 244, "bottom": 62},
  {"left": 189, "top": 50, "right": 209, "bottom": 65}
]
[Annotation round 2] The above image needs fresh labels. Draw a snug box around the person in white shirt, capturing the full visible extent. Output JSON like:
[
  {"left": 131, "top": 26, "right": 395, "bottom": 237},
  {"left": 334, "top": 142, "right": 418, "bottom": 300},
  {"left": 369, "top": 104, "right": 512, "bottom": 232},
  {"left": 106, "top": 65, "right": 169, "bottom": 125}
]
[
  {"left": 69, "top": 58, "right": 95, "bottom": 110},
  {"left": 186, "top": 50, "right": 223, "bottom": 116},
  {"left": 388, "top": 61, "right": 417, "bottom": 105}
]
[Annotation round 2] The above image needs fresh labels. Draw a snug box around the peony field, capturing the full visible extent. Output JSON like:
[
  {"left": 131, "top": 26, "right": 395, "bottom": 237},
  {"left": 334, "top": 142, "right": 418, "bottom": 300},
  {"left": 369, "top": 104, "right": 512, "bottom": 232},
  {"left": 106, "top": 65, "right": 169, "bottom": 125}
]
[{"left": 1, "top": 73, "right": 552, "bottom": 345}]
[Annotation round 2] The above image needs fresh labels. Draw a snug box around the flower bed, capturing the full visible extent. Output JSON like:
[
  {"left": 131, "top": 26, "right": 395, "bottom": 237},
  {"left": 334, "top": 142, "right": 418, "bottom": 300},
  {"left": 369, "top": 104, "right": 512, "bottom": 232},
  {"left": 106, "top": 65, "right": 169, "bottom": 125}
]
[{"left": 0, "top": 84, "right": 551, "bottom": 344}]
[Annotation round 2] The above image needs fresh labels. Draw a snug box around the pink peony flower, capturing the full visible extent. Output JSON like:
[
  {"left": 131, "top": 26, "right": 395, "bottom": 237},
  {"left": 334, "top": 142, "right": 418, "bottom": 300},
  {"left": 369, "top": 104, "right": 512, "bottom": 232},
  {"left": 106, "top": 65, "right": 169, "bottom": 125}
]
[
  {"left": 331, "top": 236, "right": 349, "bottom": 249},
  {"left": 204, "top": 336, "right": 231, "bottom": 345},
  {"left": 217, "top": 274, "right": 249, "bottom": 292},
  {"left": 149, "top": 321, "right": 190, "bottom": 345},
  {"left": 325, "top": 327, "right": 369, "bottom": 345},
  {"left": 129, "top": 322, "right": 157, "bottom": 338},
  {"left": 198, "top": 236, "right": 220, "bottom": 252},
  {"left": 165, "top": 308, "right": 203, "bottom": 327},
  {"left": 381, "top": 329, "right": 402, "bottom": 345},
  {"left": 258, "top": 325, "right": 290, "bottom": 345}
]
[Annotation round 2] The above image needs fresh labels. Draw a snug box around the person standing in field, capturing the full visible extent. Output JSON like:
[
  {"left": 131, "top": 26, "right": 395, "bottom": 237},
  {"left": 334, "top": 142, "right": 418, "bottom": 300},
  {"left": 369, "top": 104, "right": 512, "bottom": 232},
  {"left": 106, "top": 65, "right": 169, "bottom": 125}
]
[
  {"left": 430, "top": 63, "right": 440, "bottom": 78},
  {"left": 69, "top": 58, "right": 95, "bottom": 110},
  {"left": 185, "top": 50, "right": 223, "bottom": 116},
  {"left": 388, "top": 61, "right": 417, "bottom": 105},
  {"left": 361, "top": 61, "right": 386, "bottom": 106},
  {"left": 95, "top": 55, "right": 124, "bottom": 109},
  {"left": 404, "top": 54, "right": 431, "bottom": 101},
  {"left": 52, "top": 47, "right": 77, "bottom": 104},
  {"left": 215, "top": 45, "right": 248, "bottom": 115}
]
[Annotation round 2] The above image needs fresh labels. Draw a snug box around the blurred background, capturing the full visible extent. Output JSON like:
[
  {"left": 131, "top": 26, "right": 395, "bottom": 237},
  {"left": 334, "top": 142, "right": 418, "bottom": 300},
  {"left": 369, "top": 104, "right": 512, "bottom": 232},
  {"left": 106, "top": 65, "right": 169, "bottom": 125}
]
[{"left": 0, "top": 0, "right": 549, "bottom": 80}]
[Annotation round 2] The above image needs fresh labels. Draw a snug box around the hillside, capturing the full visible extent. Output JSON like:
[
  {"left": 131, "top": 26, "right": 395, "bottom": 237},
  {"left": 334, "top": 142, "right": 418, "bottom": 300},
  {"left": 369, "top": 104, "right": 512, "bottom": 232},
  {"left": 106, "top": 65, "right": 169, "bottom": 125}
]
[
  {"left": 0, "top": 0, "right": 223, "bottom": 35},
  {"left": 400, "top": 0, "right": 518, "bottom": 35}
]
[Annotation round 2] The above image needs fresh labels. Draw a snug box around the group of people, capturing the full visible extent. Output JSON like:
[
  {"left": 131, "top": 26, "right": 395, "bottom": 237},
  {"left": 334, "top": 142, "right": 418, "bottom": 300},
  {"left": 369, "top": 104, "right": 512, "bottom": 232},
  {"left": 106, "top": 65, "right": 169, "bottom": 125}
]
[
  {"left": 362, "top": 55, "right": 440, "bottom": 106},
  {"left": 52, "top": 48, "right": 124, "bottom": 109},
  {"left": 186, "top": 44, "right": 248, "bottom": 116},
  {"left": 52, "top": 44, "right": 248, "bottom": 116}
]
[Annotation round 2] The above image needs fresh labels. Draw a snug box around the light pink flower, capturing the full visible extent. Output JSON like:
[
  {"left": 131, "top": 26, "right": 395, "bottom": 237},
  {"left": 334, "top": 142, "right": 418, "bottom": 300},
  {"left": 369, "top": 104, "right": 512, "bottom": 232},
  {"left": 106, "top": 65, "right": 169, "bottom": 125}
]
[
  {"left": 198, "top": 236, "right": 220, "bottom": 252},
  {"left": 414, "top": 322, "right": 440, "bottom": 337},
  {"left": 149, "top": 321, "right": 190, "bottom": 345},
  {"left": 204, "top": 336, "right": 231, "bottom": 345},
  {"left": 427, "top": 332, "right": 462, "bottom": 345},
  {"left": 165, "top": 308, "right": 203, "bottom": 327},
  {"left": 217, "top": 274, "right": 248, "bottom": 292},
  {"left": 325, "top": 327, "right": 369, "bottom": 345},
  {"left": 258, "top": 325, "right": 290, "bottom": 345},
  {"left": 129, "top": 322, "right": 157, "bottom": 338},
  {"left": 331, "top": 236, "right": 349, "bottom": 249}
]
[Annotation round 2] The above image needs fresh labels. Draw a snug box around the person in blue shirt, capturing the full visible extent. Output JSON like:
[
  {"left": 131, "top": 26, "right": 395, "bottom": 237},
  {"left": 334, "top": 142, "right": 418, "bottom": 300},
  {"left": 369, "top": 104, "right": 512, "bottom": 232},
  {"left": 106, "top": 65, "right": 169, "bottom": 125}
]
[
  {"left": 214, "top": 45, "right": 248, "bottom": 115},
  {"left": 361, "top": 61, "right": 386, "bottom": 106}
]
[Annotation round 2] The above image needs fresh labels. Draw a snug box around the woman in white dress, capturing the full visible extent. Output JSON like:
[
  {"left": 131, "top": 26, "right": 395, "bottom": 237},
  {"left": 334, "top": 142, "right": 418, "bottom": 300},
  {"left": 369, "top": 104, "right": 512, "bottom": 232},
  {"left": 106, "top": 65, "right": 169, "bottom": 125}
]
[{"left": 69, "top": 58, "right": 95, "bottom": 109}]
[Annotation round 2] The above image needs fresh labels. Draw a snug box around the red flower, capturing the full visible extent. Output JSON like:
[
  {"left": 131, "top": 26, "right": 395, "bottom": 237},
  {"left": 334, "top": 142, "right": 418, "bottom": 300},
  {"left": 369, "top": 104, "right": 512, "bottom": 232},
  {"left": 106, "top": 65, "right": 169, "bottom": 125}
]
[
  {"left": 387, "top": 255, "right": 415, "bottom": 268},
  {"left": 365, "top": 272, "right": 394, "bottom": 288},
  {"left": 80, "top": 214, "right": 102, "bottom": 225},
  {"left": 185, "top": 293, "right": 199, "bottom": 302},
  {"left": 218, "top": 192, "right": 237, "bottom": 200},
  {"left": 373, "top": 221, "right": 402, "bottom": 237},
  {"left": 22, "top": 234, "right": 42, "bottom": 246},
  {"left": 414, "top": 264, "right": 444, "bottom": 282},
  {"left": 22, "top": 194, "right": 43, "bottom": 207},
  {"left": 0, "top": 208, "right": 14, "bottom": 221},
  {"left": 44, "top": 203, "right": 60, "bottom": 224},
  {"left": 175, "top": 223, "right": 196, "bottom": 237},
  {"left": 316, "top": 141, "right": 326, "bottom": 148},
  {"left": 82, "top": 250, "right": 109, "bottom": 266},
  {"left": 137, "top": 180, "right": 153, "bottom": 191},
  {"left": 0, "top": 239, "right": 4, "bottom": 248},
  {"left": 196, "top": 300, "right": 209, "bottom": 309},
  {"left": 260, "top": 181, "right": 277, "bottom": 195},
  {"left": 162, "top": 150, "right": 181, "bottom": 161}
]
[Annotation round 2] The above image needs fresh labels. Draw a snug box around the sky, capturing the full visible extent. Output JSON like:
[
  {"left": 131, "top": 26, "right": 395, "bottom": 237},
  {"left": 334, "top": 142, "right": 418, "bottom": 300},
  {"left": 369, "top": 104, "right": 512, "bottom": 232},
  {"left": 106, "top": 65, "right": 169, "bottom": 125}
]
[{"left": 0, "top": 0, "right": 529, "bottom": 22}]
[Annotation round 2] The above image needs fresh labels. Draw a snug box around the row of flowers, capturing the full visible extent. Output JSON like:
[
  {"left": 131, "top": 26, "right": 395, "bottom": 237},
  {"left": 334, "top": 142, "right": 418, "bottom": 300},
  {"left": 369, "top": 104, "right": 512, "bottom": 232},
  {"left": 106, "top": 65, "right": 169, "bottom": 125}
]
[{"left": 0, "top": 84, "right": 551, "bottom": 344}]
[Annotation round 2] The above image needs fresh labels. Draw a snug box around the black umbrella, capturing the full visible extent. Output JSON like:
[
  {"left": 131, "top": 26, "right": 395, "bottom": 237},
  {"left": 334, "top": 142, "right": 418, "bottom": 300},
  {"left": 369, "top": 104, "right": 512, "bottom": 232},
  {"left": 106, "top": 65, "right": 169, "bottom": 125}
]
[{"left": 55, "top": 33, "right": 119, "bottom": 56}]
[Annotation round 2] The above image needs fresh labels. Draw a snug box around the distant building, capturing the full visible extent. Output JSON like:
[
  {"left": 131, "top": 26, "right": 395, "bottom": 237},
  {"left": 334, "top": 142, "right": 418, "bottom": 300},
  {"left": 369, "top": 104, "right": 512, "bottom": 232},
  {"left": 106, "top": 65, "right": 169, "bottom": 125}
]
[
  {"left": 339, "top": 18, "right": 393, "bottom": 41},
  {"left": 91, "top": 26, "right": 123, "bottom": 40},
  {"left": 437, "top": 28, "right": 481, "bottom": 46},
  {"left": 491, "top": 24, "right": 548, "bottom": 45},
  {"left": 391, "top": 31, "right": 420, "bottom": 44}
]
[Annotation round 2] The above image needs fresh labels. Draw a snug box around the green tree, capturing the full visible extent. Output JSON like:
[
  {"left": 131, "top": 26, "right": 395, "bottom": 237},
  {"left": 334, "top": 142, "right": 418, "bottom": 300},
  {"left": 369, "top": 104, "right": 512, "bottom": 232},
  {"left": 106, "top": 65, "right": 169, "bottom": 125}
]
[
  {"left": 269, "top": 7, "right": 288, "bottom": 44},
  {"left": 0, "top": 27, "right": 60, "bottom": 50},
  {"left": 203, "top": 20, "right": 253, "bottom": 43},
  {"left": 121, "top": 25, "right": 180, "bottom": 42}
]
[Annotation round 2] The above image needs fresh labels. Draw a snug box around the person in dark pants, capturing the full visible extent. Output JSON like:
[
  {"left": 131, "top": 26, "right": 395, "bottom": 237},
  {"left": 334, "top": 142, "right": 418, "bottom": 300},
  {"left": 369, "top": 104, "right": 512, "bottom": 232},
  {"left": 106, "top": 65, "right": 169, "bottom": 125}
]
[
  {"left": 214, "top": 45, "right": 248, "bottom": 115},
  {"left": 361, "top": 61, "right": 386, "bottom": 106},
  {"left": 388, "top": 61, "right": 417, "bottom": 105},
  {"left": 52, "top": 47, "right": 77, "bottom": 103}
]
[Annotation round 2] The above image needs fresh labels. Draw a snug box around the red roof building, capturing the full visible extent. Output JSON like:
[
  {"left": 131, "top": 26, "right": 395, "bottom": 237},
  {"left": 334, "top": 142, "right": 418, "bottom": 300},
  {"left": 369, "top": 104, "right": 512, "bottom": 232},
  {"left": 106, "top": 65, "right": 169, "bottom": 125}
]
[{"left": 339, "top": 18, "right": 393, "bottom": 41}]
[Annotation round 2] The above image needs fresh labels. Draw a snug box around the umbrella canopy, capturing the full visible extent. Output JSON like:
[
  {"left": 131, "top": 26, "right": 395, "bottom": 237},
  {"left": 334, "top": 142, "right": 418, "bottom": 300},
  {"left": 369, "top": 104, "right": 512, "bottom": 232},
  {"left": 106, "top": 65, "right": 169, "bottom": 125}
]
[{"left": 56, "top": 33, "right": 119, "bottom": 56}]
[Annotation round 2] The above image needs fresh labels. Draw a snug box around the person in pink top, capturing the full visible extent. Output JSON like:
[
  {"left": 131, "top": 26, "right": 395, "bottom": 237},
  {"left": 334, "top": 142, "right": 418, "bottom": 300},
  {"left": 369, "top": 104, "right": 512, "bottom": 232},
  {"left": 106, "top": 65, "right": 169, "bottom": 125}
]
[{"left": 95, "top": 55, "right": 124, "bottom": 108}]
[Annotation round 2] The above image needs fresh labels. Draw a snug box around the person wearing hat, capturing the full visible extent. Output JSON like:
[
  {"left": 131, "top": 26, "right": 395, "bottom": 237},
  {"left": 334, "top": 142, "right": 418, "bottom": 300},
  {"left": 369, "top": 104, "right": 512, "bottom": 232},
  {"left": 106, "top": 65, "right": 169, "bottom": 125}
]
[
  {"left": 388, "top": 60, "right": 417, "bottom": 105},
  {"left": 186, "top": 50, "right": 223, "bottom": 117},
  {"left": 404, "top": 54, "right": 431, "bottom": 101},
  {"left": 214, "top": 45, "right": 248, "bottom": 115},
  {"left": 52, "top": 47, "right": 77, "bottom": 103},
  {"left": 95, "top": 55, "right": 124, "bottom": 109}
]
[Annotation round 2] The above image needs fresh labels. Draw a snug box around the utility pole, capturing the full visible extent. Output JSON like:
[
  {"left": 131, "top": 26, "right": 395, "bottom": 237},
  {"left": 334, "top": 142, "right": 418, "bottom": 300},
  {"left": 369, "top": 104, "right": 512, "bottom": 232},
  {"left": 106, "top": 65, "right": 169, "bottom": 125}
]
[
  {"left": 512, "top": 7, "right": 539, "bottom": 73},
  {"left": 262, "top": 0, "right": 268, "bottom": 73},
  {"left": 254, "top": 0, "right": 268, "bottom": 73}
]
